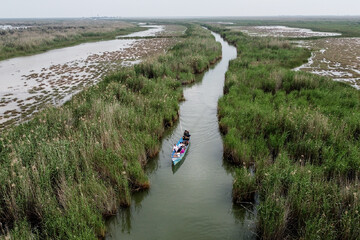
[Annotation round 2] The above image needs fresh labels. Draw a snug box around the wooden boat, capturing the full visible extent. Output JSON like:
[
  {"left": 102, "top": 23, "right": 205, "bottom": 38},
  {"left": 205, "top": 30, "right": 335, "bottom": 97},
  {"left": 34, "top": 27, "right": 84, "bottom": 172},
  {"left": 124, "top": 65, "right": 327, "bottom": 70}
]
[{"left": 171, "top": 138, "right": 190, "bottom": 165}]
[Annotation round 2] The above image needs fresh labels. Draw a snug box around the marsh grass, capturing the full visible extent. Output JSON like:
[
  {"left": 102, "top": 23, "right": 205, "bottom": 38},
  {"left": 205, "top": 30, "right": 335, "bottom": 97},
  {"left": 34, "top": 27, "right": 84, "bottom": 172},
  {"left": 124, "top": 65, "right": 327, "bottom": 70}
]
[
  {"left": 0, "top": 19, "right": 144, "bottom": 61},
  {"left": 0, "top": 25, "right": 221, "bottom": 239},
  {"left": 209, "top": 25, "right": 360, "bottom": 239}
]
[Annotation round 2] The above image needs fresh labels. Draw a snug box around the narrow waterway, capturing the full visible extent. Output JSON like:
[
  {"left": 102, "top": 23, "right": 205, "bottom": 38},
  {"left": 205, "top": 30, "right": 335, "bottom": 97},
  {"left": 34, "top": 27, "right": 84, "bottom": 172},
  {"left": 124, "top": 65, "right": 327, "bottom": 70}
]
[{"left": 106, "top": 32, "right": 256, "bottom": 239}]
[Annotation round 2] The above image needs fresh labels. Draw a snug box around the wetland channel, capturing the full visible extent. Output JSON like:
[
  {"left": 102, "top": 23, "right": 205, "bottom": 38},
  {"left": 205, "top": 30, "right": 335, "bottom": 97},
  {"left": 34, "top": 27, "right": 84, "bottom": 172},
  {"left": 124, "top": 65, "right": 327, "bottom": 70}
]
[{"left": 106, "top": 32, "right": 256, "bottom": 239}]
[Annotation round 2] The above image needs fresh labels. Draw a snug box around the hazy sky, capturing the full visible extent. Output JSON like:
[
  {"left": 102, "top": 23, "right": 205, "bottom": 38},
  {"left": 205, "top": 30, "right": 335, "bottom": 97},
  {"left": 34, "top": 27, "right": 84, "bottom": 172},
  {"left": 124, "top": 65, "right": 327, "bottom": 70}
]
[{"left": 1, "top": 0, "right": 359, "bottom": 18}]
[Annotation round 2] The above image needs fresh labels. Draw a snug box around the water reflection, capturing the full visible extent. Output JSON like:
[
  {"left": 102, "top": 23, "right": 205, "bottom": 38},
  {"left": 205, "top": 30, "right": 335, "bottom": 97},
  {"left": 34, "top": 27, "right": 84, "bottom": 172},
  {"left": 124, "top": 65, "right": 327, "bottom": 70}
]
[
  {"left": 119, "top": 208, "right": 132, "bottom": 234},
  {"left": 232, "top": 202, "right": 258, "bottom": 238},
  {"left": 171, "top": 154, "right": 186, "bottom": 174}
]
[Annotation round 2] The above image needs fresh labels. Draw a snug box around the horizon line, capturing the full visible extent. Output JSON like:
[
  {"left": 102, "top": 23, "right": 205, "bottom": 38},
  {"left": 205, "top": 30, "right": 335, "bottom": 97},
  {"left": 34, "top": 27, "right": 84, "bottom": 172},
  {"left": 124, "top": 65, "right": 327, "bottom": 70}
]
[{"left": 1, "top": 15, "right": 360, "bottom": 20}]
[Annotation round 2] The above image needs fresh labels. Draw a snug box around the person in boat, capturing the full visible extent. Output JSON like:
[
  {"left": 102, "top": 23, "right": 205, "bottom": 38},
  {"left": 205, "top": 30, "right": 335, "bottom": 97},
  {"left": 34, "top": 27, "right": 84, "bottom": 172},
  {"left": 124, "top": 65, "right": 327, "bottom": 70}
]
[
  {"left": 179, "top": 142, "right": 186, "bottom": 150},
  {"left": 173, "top": 144, "right": 179, "bottom": 152},
  {"left": 183, "top": 130, "right": 191, "bottom": 145},
  {"left": 184, "top": 130, "right": 191, "bottom": 139},
  {"left": 177, "top": 144, "right": 183, "bottom": 153},
  {"left": 180, "top": 148, "right": 185, "bottom": 154}
]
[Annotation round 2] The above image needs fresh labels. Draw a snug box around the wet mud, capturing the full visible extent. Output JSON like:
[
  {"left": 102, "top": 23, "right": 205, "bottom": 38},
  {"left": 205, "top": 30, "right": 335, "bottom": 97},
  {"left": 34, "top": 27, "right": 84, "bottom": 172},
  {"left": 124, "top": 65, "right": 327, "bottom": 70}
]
[{"left": 0, "top": 26, "right": 178, "bottom": 129}]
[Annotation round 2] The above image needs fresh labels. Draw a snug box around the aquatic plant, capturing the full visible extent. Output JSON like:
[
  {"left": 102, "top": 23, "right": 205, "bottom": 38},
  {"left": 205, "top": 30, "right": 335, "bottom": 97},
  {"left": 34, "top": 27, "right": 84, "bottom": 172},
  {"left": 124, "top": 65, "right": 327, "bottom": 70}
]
[
  {"left": 210, "top": 24, "right": 360, "bottom": 239},
  {"left": 0, "top": 25, "right": 221, "bottom": 239}
]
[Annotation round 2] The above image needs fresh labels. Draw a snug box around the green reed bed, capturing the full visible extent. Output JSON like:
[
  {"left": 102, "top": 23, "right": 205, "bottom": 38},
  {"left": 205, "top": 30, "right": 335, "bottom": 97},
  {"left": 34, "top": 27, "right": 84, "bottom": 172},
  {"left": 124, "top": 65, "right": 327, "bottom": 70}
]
[
  {"left": 0, "top": 25, "right": 221, "bottom": 239},
  {"left": 209, "top": 26, "right": 360, "bottom": 239}
]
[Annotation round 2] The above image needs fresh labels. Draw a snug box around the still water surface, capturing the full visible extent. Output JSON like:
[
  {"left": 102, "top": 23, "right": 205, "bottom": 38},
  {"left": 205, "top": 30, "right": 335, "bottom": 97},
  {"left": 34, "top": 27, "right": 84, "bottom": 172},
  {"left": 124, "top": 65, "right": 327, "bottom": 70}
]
[{"left": 106, "top": 32, "right": 256, "bottom": 240}]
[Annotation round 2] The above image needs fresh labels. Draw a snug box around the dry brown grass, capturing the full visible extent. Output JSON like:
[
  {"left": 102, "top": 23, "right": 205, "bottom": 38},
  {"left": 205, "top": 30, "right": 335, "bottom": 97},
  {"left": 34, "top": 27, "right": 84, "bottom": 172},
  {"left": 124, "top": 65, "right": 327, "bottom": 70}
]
[
  {"left": 157, "top": 24, "right": 187, "bottom": 37},
  {"left": 268, "top": 39, "right": 291, "bottom": 49},
  {"left": 0, "top": 19, "right": 136, "bottom": 60}
]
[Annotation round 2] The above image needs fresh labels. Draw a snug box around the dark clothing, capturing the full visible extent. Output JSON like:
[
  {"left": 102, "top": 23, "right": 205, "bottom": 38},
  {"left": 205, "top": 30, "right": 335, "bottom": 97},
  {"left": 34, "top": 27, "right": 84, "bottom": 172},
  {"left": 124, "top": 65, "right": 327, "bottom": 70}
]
[
  {"left": 183, "top": 130, "right": 191, "bottom": 140},
  {"left": 183, "top": 130, "right": 190, "bottom": 145}
]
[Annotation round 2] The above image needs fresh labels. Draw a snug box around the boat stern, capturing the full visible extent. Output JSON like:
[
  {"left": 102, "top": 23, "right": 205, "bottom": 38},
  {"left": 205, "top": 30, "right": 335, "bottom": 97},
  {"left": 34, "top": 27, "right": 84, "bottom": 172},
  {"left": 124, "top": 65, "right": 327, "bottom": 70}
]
[{"left": 172, "top": 157, "right": 181, "bottom": 165}]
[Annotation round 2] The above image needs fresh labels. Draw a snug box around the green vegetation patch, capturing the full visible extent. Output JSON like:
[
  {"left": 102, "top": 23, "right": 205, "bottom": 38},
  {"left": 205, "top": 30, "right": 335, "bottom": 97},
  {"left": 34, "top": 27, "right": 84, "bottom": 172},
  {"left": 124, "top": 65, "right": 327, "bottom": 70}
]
[
  {"left": 0, "top": 25, "right": 221, "bottom": 239},
  {"left": 210, "top": 25, "right": 360, "bottom": 239}
]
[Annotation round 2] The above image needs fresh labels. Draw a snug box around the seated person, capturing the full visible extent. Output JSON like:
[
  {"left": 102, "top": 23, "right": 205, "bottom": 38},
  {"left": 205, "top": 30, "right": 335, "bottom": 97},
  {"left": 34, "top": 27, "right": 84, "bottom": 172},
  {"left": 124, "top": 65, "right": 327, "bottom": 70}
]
[
  {"left": 184, "top": 130, "right": 191, "bottom": 138},
  {"left": 177, "top": 145, "right": 183, "bottom": 153},
  {"left": 183, "top": 130, "right": 191, "bottom": 145}
]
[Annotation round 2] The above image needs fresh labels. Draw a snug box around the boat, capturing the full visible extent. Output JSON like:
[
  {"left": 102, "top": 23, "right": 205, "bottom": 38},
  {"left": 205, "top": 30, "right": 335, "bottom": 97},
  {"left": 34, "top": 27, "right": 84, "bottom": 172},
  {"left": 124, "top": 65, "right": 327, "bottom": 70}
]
[
  {"left": 171, "top": 156, "right": 185, "bottom": 174},
  {"left": 171, "top": 138, "right": 190, "bottom": 165}
]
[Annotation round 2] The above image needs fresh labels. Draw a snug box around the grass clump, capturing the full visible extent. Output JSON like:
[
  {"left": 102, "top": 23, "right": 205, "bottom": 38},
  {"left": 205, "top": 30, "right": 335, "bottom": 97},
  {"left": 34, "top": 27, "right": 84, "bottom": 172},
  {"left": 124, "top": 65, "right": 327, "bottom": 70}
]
[
  {"left": 209, "top": 25, "right": 360, "bottom": 239},
  {"left": 0, "top": 25, "right": 221, "bottom": 239},
  {"left": 232, "top": 167, "right": 256, "bottom": 203}
]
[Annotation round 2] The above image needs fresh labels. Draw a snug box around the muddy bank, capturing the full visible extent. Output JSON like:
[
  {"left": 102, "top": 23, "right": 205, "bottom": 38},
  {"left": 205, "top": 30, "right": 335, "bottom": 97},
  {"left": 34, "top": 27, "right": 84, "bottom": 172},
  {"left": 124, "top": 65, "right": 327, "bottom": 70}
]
[
  {"left": 294, "top": 37, "right": 360, "bottom": 89},
  {"left": 229, "top": 25, "right": 341, "bottom": 38},
  {"left": 226, "top": 25, "right": 360, "bottom": 89},
  {"left": 0, "top": 25, "right": 178, "bottom": 129}
]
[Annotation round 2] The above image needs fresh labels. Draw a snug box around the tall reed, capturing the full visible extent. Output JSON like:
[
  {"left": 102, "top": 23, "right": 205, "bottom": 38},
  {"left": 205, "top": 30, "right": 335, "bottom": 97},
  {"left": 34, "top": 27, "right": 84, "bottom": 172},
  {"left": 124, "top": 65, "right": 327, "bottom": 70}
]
[
  {"left": 209, "top": 24, "right": 360, "bottom": 239},
  {"left": 0, "top": 25, "right": 221, "bottom": 239}
]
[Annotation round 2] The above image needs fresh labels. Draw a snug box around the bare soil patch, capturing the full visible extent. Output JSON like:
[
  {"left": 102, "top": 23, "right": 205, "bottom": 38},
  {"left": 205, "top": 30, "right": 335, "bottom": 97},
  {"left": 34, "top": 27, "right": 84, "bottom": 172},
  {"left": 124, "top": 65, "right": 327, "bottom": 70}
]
[
  {"left": 0, "top": 36, "right": 177, "bottom": 129},
  {"left": 228, "top": 25, "right": 341, "bottom": 38},
  {"left": 294, "top": 38, "right": 360, "bottom": 89}
]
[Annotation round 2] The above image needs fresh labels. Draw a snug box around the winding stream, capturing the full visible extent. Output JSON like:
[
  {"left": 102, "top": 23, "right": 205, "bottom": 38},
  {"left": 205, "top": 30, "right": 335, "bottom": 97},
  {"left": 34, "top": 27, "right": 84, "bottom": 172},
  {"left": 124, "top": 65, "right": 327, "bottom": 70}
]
[{"left": 106, "top": 32, "right": 256, "bottom": 239}]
